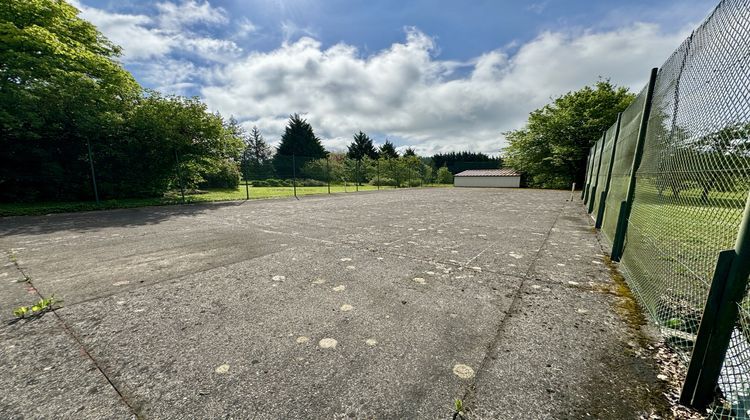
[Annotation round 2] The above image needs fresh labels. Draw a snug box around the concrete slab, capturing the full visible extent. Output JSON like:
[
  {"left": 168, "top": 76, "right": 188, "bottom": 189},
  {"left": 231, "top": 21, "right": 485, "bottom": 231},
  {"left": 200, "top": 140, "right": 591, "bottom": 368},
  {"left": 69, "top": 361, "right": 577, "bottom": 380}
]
[
  {"left": 0, "top": 188, "right": 668, "bottom": 418},
  {"left": 0, "top": 315, "right": 133, "bottom": 418}
]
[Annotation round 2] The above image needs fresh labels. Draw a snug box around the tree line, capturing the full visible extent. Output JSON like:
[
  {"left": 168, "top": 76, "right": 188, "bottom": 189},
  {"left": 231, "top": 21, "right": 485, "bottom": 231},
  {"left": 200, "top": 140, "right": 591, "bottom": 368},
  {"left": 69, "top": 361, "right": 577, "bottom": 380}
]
[
  {"left": 0, "top": 0, "right": 504, "bottom": 202},
  {"left": 239, "top": 114, "right": 499, "bottom": 187}
]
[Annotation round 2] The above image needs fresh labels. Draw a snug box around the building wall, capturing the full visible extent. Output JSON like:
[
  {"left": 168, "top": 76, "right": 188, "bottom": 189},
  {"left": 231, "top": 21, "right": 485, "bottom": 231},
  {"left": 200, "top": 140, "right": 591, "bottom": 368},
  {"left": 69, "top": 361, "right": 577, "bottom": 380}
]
[{"left": 454, "top": 176, "right": 521, "bottom": 188}]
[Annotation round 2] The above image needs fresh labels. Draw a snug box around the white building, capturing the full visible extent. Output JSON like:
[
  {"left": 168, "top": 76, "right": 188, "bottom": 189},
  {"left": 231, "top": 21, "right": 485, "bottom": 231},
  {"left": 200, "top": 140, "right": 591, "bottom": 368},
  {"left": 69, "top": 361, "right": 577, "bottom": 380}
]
[{"left": 453, "top": 169, "right": 522, "bottom": 188}]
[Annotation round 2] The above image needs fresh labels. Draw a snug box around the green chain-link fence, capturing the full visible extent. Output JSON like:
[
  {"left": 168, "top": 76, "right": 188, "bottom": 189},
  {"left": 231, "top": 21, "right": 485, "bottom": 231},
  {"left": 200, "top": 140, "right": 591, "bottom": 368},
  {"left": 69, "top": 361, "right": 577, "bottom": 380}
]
[{"left": 584, "top": 0, "right": 750, "bottom": 416}]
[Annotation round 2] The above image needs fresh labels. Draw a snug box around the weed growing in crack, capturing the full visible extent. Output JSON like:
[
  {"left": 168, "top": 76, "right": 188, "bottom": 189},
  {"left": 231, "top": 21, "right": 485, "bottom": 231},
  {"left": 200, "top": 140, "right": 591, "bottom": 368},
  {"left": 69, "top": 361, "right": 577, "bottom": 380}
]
[
  {"left": 452, "top": 399, "right": 465, "bottom": 420},
  {"left": 12, "top": 295, "right": 61, "bottom": 319}
]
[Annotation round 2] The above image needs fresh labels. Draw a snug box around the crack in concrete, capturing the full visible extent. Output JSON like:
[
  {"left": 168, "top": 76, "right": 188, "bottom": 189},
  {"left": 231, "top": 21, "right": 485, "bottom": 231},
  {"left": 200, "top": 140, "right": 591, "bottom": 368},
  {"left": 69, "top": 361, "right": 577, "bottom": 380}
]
[{"left": 3, "top": 250, "right": 141, "bottom": 419}]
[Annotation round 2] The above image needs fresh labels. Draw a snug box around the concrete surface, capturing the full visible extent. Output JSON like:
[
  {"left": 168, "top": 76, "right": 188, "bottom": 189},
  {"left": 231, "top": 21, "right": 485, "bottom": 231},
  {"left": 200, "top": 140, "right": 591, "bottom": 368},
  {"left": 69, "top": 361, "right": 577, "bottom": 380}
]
[{"left": 0, "top": 188, "right": 667, "bottom": 419}]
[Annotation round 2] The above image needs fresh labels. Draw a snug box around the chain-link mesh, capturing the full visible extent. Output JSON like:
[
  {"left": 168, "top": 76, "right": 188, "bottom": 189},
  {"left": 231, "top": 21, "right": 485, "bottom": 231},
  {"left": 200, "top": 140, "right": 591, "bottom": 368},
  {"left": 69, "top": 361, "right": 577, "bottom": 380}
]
[
  {"left": 587, "top": 136, "right": 604, "bottom": 208},
  {"left": 591, "top": 131, "right": 615, "bottom": 223},
  {"left": 601, "top": 86, "right": 648, "bottom": 242},
  {"left": 583, "top": 0, "right": 750, "bottom": 416}
]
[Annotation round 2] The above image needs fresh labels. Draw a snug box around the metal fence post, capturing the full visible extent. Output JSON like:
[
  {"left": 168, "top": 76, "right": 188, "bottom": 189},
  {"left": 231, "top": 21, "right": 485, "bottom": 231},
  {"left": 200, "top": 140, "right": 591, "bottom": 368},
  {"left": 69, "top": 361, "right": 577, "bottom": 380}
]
[
  {"left": 581, "top": 151, "right": 592, "bottom": 200},
  {"left": 245, "top": 178, "right": 249, "bottom": 200},
  {"left": 681, "top": 190, "right": 750, "bottom": 409},
  {"left": 327, "top": 156, "right": 331, "bottom": 194},
  {"left": 611, "top": 67, "right": 658, "bottom": 261},
  {"left": 587, "top": 134, "right": 606, "bottom": 214},
  {"left": 356, "top": 159, "right": 360, "bottom": 192},
  {"left": 377, "top": 159, "right": 380, "bottom": 190},
  {"left": 292, "top": 153, "right": 297, "bottom": 199},
  {"left": 595, "top": 113, "right": 622, "bottom": 228},
  {"left": 174, "top": 149, "right": 186, "bottom": 204},
  {"left": 86, "top": 139, "right": 100, "bottom": 204}
]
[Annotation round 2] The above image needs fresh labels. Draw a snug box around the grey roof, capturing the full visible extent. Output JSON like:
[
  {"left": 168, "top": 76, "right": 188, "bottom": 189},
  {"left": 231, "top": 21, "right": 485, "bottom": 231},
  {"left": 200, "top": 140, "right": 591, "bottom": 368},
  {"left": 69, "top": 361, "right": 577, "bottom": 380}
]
[{"left": 454, "top": 168, "right": 521, "bottom": 177}]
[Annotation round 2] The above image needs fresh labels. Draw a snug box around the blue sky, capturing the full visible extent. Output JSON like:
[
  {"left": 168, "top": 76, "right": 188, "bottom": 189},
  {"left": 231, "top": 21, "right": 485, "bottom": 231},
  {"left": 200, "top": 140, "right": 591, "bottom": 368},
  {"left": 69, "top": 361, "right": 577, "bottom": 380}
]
[{"left": 74, "top": 0, "right": 717, "bottom": 155}]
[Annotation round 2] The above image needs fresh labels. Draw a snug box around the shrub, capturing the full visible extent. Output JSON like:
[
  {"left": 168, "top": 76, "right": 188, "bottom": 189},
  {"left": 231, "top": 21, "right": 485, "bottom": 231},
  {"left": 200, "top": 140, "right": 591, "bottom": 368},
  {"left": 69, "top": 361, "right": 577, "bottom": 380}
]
[
  {"left": 199, "top": 160, "right": 240, "bottom": 189},
  {"left": 369, "top": 177, "right": 397, "bottom": 186},
  {"left": 436, "top": 166, "right": 454, "bottom": 184},
  {"left": 298, "top": 178, "right": 327, "bottom": 187},
  {"left": 252, "top": 180, "right": 269, "bottom": 187},
  {"left": 407, "top": 179, "right": 421, "bottom": 187}
]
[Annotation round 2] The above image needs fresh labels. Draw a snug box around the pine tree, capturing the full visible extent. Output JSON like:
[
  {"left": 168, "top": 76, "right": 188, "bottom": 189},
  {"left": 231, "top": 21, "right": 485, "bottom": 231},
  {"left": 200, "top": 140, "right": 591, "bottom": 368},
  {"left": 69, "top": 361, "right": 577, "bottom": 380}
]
[
  {"left": 346, "top": 131, "right": 379, "bottom": 160},
  {"left": 403, "top": 147, "right": 417, "bottom": 157},
  {"left": 379, "top": 139, "right": 399, "bottom": 159},
  {"left": 273, "top": 114, "right": 327, "bottom": 177},
  {"left": 242, "top": 126, "right": 274, "bottom": 179}
]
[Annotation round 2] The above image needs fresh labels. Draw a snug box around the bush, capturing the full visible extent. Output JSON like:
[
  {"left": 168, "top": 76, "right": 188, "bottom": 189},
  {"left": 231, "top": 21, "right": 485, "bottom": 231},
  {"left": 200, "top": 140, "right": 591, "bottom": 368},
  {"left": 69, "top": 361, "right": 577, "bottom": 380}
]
[
  {"left": 369, "top": 177, "right": 397, "bottom": 186},
  {"left": 436, "top": 166, "right": 453, "bottom": 184},
  {"left": 298, "top": 178, "right": 326, "bottom": 187},
  {"left": 199, "top": 160, "right": 240, "bottom": 189},
  {"left": 406, "top": 179, "right": 421, "bottom": 187},
  {"left": 252, "top": 180, "right": 269, "bottom": 187}
]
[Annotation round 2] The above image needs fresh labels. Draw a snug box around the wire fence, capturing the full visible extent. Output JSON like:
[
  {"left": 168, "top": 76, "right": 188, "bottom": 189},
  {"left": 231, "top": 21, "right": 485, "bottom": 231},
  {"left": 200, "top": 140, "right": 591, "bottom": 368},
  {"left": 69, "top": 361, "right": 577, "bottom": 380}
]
[
  {"left": 2, "top": 152, "right": 508, "bottom": 215},
  {"left": 583, "top": 0, "right": 750, "bottom": 416}
]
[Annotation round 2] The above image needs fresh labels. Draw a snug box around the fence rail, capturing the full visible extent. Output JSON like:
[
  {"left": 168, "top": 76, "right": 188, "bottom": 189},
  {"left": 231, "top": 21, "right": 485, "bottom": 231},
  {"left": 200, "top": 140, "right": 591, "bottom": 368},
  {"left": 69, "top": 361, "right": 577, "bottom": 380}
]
[{"left": 583, "top": 0, "right": 750, "bottom": 416}]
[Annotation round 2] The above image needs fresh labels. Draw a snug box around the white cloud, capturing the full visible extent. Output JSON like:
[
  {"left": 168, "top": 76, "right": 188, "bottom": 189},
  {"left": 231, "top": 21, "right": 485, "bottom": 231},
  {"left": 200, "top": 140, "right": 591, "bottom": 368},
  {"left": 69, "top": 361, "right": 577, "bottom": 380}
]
[
  {"left": 74, "top": 0, "right": 238, "bottom": 64},
  {"left": 155, "top": 0, "right": 228, "bottom": 30},
  {"left": 202, "top": 24, "right": 688, "bottom": 155},
  {"left": 74, "top": 0, "right": 691, "bottom": 155}
]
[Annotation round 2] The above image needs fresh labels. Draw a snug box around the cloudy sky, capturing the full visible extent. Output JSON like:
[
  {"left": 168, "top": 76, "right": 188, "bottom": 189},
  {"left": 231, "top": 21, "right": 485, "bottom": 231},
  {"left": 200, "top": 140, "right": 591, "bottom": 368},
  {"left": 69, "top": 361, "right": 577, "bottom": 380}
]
[{"left": 72, "top": 0, "right": 716, "bottom": 155}]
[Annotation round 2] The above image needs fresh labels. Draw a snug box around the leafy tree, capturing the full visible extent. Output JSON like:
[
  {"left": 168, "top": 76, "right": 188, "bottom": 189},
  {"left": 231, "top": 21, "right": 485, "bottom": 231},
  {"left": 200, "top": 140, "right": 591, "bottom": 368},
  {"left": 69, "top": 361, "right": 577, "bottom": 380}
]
[
  {"left": 504, "top": 80, "right": 635, "bottom": 189},
  {"left": 347, "top": 131, "right": 379, "bottom": 160},
  {"left": 379, "top": 139, "right": 399, "bottom": 159},
  {"left": 241, "top": 125, "right": 274, "bottom": 180},
  {"left": 436, "top": 166, "right": 454, "bottom": 184},
  {"left": 273, "top": 114, "right": 327, "bottom": 178},
  {"left": 0, "top": 0, "right": 140, "bottom": 201}
]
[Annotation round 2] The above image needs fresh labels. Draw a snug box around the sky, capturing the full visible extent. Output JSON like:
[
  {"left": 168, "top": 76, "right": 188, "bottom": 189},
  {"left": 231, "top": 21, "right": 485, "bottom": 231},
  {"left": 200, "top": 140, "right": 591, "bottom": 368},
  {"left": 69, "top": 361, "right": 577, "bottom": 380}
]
[{"left": 71, "top": 0, "right": 717, "bottom": 156}]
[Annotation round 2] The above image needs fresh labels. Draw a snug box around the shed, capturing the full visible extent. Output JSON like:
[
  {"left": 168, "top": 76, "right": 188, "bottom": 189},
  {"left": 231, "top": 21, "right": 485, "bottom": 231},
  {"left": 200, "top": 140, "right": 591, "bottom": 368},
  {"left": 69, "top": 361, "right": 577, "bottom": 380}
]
[{"left": 453, "top": 168, "right": 522, "bottom": 188}]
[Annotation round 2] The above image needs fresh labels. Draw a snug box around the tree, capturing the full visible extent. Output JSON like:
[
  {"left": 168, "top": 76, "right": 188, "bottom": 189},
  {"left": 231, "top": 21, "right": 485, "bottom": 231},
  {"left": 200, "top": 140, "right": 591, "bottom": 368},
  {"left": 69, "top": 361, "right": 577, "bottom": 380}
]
[
  {"left": 347, "top": 131, "right": 379, "bottom": 160},
  {"left": 504, "top": 80, "right": 635, "bottom": 189},
  {"left": 273, "top": 114, "right": 327, "bottom": 178},
  {"left": 0, "top": 0, "right": 140, "bottom": 201},
  {"left": 379, "top": 139, "right": 399, "bottom": 159},
  {"left": 431, "top": 151, "right": 502, "bottom": 174},
  {"left": 436, "top": 166, "right": 454, "bottom": 184},
  {"left": 403, "top": 147, "right": 417, "bottom": 157},
  {"left": 241, "top": 126, "right": 274, "bottom": 180}
]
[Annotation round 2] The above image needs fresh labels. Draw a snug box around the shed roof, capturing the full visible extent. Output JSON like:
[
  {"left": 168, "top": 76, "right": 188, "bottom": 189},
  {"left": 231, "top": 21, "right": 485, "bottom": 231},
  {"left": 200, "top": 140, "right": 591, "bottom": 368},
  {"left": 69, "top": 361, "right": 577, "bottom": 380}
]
[{"left": 454, "top": 168, "right": 521, "bottom": 177}]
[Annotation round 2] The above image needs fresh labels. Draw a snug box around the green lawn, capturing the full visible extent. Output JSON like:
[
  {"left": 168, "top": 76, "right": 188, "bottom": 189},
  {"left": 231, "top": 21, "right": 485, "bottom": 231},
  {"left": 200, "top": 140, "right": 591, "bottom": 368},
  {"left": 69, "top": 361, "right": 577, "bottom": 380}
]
[{"left": 0, "top": 184, "right": 452, "bottom": 217}]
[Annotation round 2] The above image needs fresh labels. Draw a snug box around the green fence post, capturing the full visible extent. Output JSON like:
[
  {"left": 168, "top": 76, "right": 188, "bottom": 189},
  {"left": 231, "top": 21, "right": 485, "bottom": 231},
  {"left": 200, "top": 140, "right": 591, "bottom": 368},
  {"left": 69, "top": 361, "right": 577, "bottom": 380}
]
[
  {"left": 680, "top": 191, "right": 750, "bottom": 409},
  {"left": 587, "top": 135, "right": 606, "bottom": 214},
  {"left": 327, "top": 156, "right": 331, "bottom": 194},
  {"left": 581, "top": 151, "right": 592, "bottom": 200},
  {"left": 610, "top": 67, "right": 658, "bottom": 261},
  {"left": 595, "top": 113, "right": 622, "bottom": 229}
]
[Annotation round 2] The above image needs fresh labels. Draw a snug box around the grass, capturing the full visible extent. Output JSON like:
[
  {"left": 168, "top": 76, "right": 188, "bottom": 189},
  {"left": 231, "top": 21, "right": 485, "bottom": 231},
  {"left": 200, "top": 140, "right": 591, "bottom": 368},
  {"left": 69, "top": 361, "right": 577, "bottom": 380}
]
[{"left": 0, "top": 183, "right": 452, "bottom": 217}]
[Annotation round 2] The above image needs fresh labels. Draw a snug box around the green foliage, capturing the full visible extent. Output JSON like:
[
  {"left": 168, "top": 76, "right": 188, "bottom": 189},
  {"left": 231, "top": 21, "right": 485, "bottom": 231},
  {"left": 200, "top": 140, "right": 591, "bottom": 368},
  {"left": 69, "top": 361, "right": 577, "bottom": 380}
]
[
  {"left": 241, "top": 125, "right": 274, "bottom": 180},
  {"left": 504, "top": 80, "right": 635, "bottom": 188},
  {"left": 347, "top": 131, "right": 379, "bottom": 160},
  {"left": 403, "top": 147, "right": 417, "bottom": 157},
  {"left": 379, "top": 140, "right": 399, "bottom": 159},
  {"left": 13, "top": 295, "right": 61, "bottom": 319},
  {"left": 0, "top": 0, "right": 139, "bottom": 201},
  {"left": 431, "top": 152, "right": 502, "bottom": 174},
  {"left": 369, "top": 177, "right": 397, "bottom": 186},
  {"left": 273, "top": 114, "right": 327, "bottom": 178},
  {"left": 199, "top": 159, "right": 241, "bottom": 189},
  {"left": 436, "top": 166, "right": 454, "bottom": 184}
]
